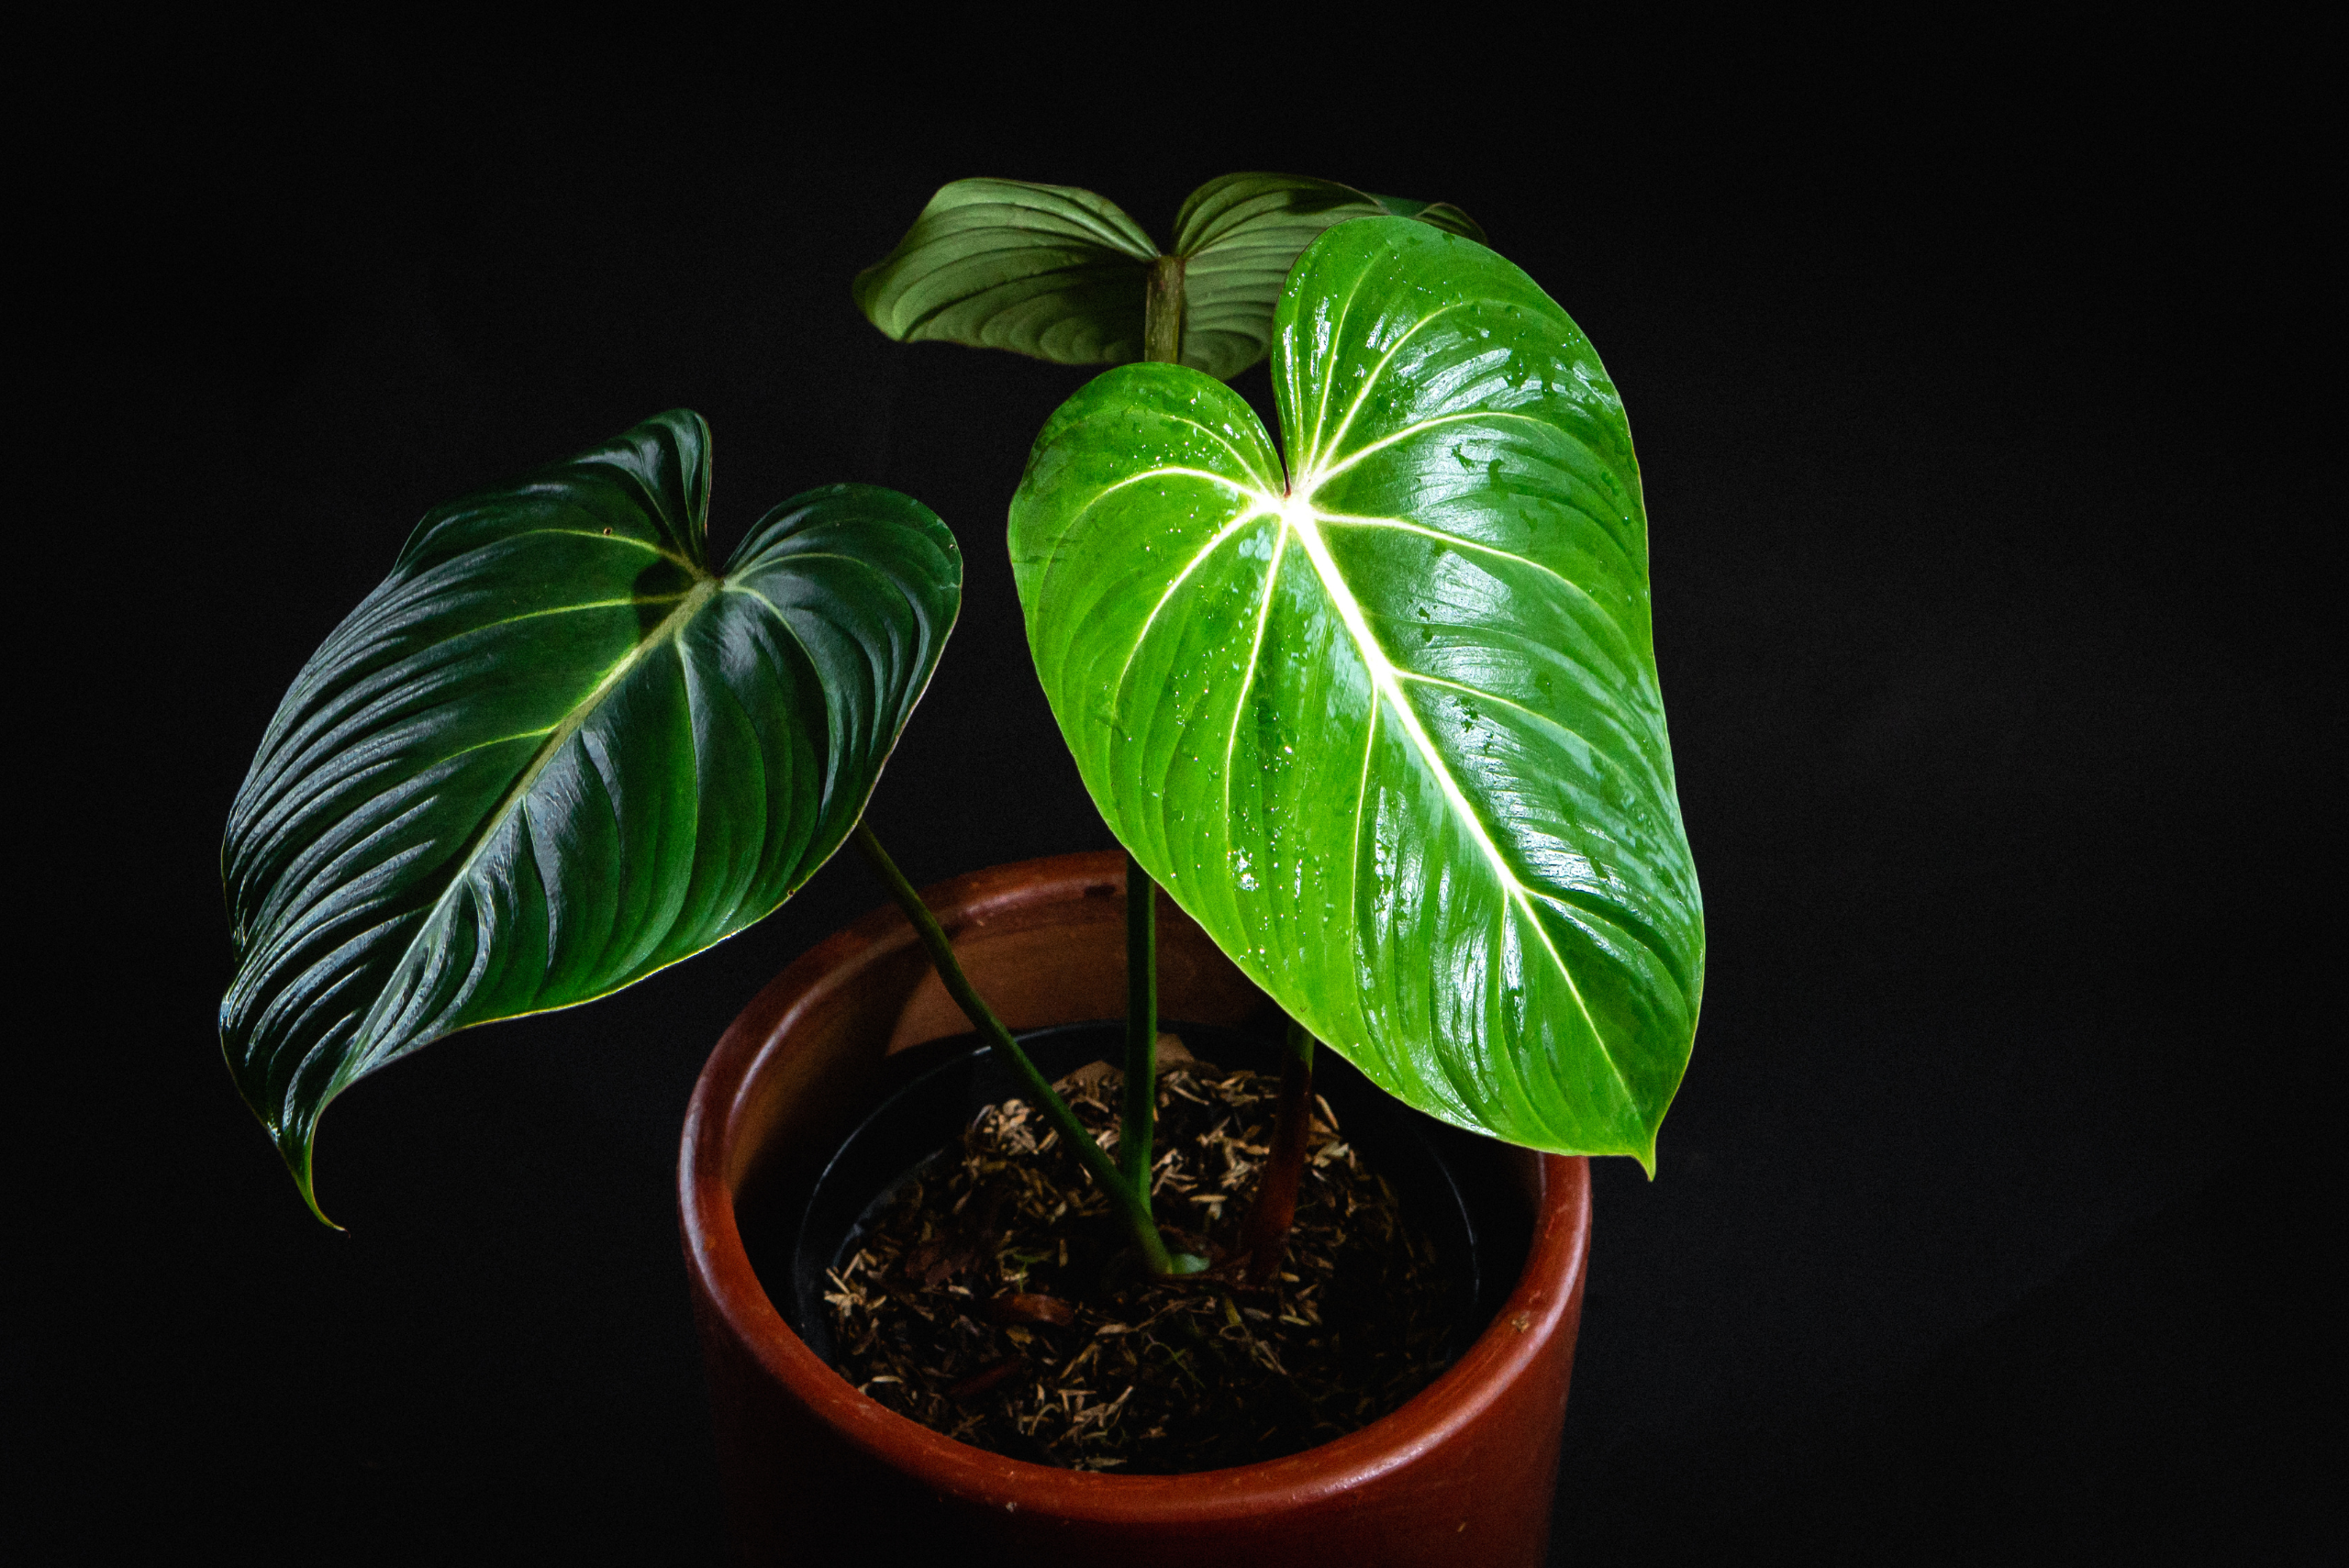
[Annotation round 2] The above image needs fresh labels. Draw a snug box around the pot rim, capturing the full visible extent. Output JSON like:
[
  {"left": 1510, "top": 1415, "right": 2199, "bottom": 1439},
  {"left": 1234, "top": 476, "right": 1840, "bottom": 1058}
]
[{"left": 679, "top": 851, "right": 1590, "bottom": 1525}]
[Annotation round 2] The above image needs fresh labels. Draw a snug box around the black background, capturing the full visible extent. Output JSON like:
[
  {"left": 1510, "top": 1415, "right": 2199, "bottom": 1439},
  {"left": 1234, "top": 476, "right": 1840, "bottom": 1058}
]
[{"left": 26, "top": 23, "right": 2330, "bottom": 1564}]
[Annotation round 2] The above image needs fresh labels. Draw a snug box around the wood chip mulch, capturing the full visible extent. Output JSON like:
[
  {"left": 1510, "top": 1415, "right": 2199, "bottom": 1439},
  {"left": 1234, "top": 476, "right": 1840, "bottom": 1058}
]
[{"left": 823, "top": 1042, "right": 1458, "bottom": 1473}]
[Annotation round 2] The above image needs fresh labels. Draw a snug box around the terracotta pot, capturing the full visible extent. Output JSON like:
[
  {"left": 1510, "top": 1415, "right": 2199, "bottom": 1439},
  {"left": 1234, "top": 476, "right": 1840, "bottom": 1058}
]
[{"left": 679, "top": 851, "right": 1592, "bottom": 1567}]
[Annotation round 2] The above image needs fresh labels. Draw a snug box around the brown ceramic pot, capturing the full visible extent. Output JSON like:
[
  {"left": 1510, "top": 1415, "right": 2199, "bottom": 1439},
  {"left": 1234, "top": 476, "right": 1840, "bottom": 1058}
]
[{"left": 679, "top": 851, "right": 1592, "bottom": 1567}]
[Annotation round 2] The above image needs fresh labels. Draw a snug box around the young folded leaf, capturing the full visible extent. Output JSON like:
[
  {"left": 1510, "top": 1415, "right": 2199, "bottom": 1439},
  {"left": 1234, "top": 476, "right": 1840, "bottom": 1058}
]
[
  {"left": 1170, "top": 173, "right": 1485, "bottom": 380},
  {"left": 852, "top": 179, "right": 1160, "bottom": 364},
  {"left": 220, "top": 410, "right": 961, "bottom": 1218},
  {"left": 854, "top": 173, "right": 1480, "bottom": 381},
  {"left": 1010, "top": 220, "right": 1702, "bottom": 1167}
]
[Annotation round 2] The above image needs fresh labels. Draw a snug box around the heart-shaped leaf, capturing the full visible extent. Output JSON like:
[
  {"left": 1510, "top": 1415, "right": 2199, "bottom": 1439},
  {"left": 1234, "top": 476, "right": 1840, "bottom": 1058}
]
[
  {"left": 1011, "top": 219, "right": 1701, "bottom": 1164},
  {"left": 221, "top": 410, "right": 960, "bottom": 1216},
  {"left": 853, "top": 173, "right": 1480, "bottom": 381}
]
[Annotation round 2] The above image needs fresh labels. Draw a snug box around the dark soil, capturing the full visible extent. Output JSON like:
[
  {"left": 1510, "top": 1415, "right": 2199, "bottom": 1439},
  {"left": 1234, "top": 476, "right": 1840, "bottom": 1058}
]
[{"left": 823, "top": 1039, "right": 1457, "bottom": 1473}]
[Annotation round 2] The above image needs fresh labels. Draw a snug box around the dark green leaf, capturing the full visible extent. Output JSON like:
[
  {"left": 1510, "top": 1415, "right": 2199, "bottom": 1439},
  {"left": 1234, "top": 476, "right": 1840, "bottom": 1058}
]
[
  {"left": 1011, "top": 220, "right": 1700, "bottom": 1165},
  {"left": 220, "top": 411, "right": 960, "bottom": 1216},
  {"left": 851, "top": 178, "right": 1158, "bottom": 364}
]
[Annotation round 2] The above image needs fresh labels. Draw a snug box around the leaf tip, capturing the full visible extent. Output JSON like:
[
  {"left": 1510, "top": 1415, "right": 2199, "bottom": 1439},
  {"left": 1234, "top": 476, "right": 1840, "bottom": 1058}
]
[
  {"left": 296, "top": 1179, "right": 347, "bottom": 1233},
  {"left": 271, "top": 1107, "right": 345, "bottom": 1231}
]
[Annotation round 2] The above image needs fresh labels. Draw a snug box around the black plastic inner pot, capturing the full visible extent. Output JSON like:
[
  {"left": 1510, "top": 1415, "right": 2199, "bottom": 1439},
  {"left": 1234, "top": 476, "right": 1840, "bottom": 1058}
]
[{"left": 733, "top": 1019, "right": 1533, "bottom": 1368}]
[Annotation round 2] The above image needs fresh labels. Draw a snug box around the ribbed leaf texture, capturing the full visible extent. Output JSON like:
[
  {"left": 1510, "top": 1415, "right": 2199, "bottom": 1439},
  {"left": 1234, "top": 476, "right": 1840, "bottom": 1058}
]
[
  {"left": 1172, "top": 174, "right": 1486, "bottom": 379},
  {"left": 221, "top": 411, "right": 960, "bottom": 1216},
  {"left": 853, "top": 173, "right": 1480, "bottom": 380},
  {"left": 851, "top": 179, "right": 1158, "bottom": 364},
  {"left": 1011, "top": 220, "right": 1701, "bottom": 1164}
]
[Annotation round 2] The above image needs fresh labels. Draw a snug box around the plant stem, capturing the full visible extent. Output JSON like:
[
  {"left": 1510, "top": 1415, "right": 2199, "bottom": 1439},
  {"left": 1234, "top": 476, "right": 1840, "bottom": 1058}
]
[
  {"left": 1120, "top": 854, "right": 1158, "bottom": 1192},
  {"left": 1126, "top": 252, "right": 1183, "bottom": 1178},
  {"left": 1241, "top": 1018, "right": 1318, "bottom": 1285},
  {"left": 851, "top": 824, "right": 1177, "bottom": 1276},
  {"left": 1144, "top": 255, "right": 1185, "bottom": 365},
  {"left": 1108, "top": 266, "right": 1189, "bottom": 1260}
]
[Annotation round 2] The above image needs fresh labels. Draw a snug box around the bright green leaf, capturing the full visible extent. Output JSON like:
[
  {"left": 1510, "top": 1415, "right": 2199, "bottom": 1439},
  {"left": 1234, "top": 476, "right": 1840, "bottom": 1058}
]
[
  {"left": 220, "top": 410, "right": 960, "bottom": 1217},
  {"left": 852, "top": 178, "right": 1158, "bottom": 364},
  {"left": 1010, "top": 219, "right": 1701, "bottom": 1165}
]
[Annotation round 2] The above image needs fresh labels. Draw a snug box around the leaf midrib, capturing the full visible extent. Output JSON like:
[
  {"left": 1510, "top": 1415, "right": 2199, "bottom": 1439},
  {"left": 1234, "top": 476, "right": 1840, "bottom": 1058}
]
[
  {"left": 1046, "top": 361, "right": 1644, "bottom": 1122},
  {"left": 1276, "top": 492, "right": 1631, "bottom": 1113},
  {"left": 342, "top": 571, "right": 721, "bottom": 1072},
  {"left": 1080, "top": 429, "right": 1638, "bottom": 1117}
]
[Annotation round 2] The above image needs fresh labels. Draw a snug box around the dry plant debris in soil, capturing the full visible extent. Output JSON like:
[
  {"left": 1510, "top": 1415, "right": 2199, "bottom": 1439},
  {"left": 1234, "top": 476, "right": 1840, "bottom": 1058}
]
[{"left": 825, "top": 1040, "right": 1457, "bottom": 1473}]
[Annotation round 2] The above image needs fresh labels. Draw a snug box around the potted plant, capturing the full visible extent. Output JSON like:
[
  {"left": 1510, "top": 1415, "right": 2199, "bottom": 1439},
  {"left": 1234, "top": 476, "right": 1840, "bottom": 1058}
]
[{"left": 220, "top": 172, "right": 1702, "bottom": 1565}]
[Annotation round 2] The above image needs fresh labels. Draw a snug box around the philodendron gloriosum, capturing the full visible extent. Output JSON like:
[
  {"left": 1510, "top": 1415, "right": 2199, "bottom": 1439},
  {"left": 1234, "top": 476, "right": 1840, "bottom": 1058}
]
[{"left": 221, "top": 176, "right": 1702, "bottom": 1293}]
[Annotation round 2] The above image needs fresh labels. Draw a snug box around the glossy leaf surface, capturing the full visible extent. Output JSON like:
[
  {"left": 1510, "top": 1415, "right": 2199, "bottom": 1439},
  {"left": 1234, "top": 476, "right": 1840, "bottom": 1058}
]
[
  {"left": 221, "top": 411, "right": 960, "bottom": 1214},
  {"left": 853, "top": 173, "right": 1479, "bottom": 381},
  {"left": 1012, "top": 220, "right": 1701, "bottom": 1163}
]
